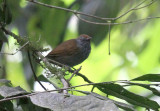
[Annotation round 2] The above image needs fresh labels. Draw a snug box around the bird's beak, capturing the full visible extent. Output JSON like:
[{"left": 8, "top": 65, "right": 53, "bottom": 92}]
[{"left": 87, "top": 36, "right": 92, "bottom": 40}]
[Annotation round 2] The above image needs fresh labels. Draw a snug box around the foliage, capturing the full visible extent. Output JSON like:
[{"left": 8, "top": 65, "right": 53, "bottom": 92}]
[{"left": 0, "top": 0, "right": 160, "bottom": 111}]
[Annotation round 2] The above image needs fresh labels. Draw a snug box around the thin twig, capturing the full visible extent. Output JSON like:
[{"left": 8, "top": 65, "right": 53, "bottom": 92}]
[
  {"left": 46, "top": 58, "right": 93, "bottom": 83},
  {"left": 0, "top": 24, "right": 46, "bottom": 91},
  {"left": 0, "top": 27, "right": 157, "bottom": 87},
  {"left": 26, "top": 0, "right": 112, "bottom": 21},
  {"left": 26, "top": 0, "right": 159, "bottom": 23},
  {"left": 75, "top": 14, "right": 110, "bottom": 25},
  {"left": 68, "top": 66, "right": 82, "bottom": 81},
  {"left": 117, "top": 80, "right": 160, "bottom": 86},
  {"left": 108, "top": 22, "right": 111, "bottom": 55},
  {"left": 119, "top": 16, "right": 160, "bottom": 24},
  {"left": 114, "top": 0, "right": 158, "bottom": 20},
  {"left": 0, "top": 94, "right": 30, "bottom": 102},
  {"left": 60, "top": 77, "right": 69, "bottom": 95},
  {"left": 0, "top": 81, "right": 115, "bottom": 102},
  {"left": 26, "top": 0, "right": 160, "bottom": 26},
  {"left": 115, "top": 0, "right": 148, "bottom": 20},
  {"left": 47, "top": 58, "right": 69, "bottom": 68},
  {"left": 0, "top": 79, "right": 159, "bottom": 102},
  {"left": 0, "top": 23, "right": 21, "bottom": 41},
  {"left": 91, "top": 86, "right": 95, "bottom": 92},
  {"left": 0, "top": 41, "right": 29, "bottom": 55},
  {"left": 36, "top": 35, "right": 41, "bottom": 43},
  {"left": 28, "top": 51, "right": 47, "bottom": 91},
  {"left": 132, "top": 0, "right": 157, "bottom": 10},
  {"left": 76, "top": 13, "right": 160, "bottom": 25},
  {"left": 37, "top": 52, "right": 72, "bottom": 94}
]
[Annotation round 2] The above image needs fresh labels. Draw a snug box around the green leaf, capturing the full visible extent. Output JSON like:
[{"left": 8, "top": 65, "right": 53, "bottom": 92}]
[
  {"left": 132, "top": 74, "right": 160, "bottom": 82},
  {"left": 0, "top": 30, "right": 8, "bottom": 50},
  {"left": 0, "top": 0, "right": 12, "bottom": 25},
  {"left": 0, "top": 30, "right": 8, "bottom": 42},
  {"left": 37, "top": 75, "right": 49, "bottom": 83},
  {"left": 123, "top": 82, "right": 160, "bottom": 97},
  {"left": 114, "top": 101, "right": 135, "bottom": 111},
  {"left": 96, "top": 83, "right": 159, "bottom": 111},
  {"left": 37, "top": 75, "right": 61, "bottom": 89},
  {"left": 19, "top": 98, "right": 51, "bottom": 111},
  {"left": 0, "top": 96, "right": 14, "bottom": 111}
]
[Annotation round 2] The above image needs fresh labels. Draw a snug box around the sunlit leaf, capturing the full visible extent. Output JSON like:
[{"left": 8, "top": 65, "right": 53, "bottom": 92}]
[
  {"left": 132, "top": 74, "right": 160, "bottom": 82},
  {"left": 96, "top": 83, "right": 159, "bottom": 110},
  {"left": 123, "top": 82, "right": 160, "bottom": 96}
]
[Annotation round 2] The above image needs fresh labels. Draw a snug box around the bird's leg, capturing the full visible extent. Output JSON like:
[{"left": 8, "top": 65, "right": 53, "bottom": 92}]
[{"left": 67, "top": 66, "right": 82, "bottom": 81}]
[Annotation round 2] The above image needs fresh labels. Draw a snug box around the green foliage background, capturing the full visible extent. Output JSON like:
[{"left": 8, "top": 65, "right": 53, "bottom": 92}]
[{"left": 0, "top": 0, "right": 160, "bottom": 110}]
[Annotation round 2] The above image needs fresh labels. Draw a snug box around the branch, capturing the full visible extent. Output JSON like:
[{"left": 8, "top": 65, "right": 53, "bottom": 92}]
[
  {"left": 0, "top": 81, "right": 115, "bottom": 102},
  {"left": 0, "top": 23, "right": 46, "bottom": 52},
  {"left": 115, "top": 0, "right": 150, "bottom": 20},
  {"left": 60, "top": 77, "right": 69, "bottom": 95},
  {"left": 26, "top": 0, "right": 112, "bottom": 21},
  {"left": 0, "top": 41, "right": 29, "bottom": 55},
  {"left": 76, "top": 14, "right": 160, "bottom": 25},
  {"left": 28, "top": 51, "right": 47, "bottom": 91},
  {"left": 36, "top": 52, "right": 92, "bottom": 94},
  {"left": 46, "top": 58, "right": 93, "bottom": 83},
  {"left": 0, "top": 23, "right": 25, "bottom": 44},
  {"left": 108, "top": 23, "right": 111, "bottom": 55},
  {"left": 0, "top": 79, "right": 159, "bottom": 102},
  {"left": 26, "top": 0, "right": 159, "bottom": 25},
  {"left": 68, "top": 66, "right": 82, "bottom": 81},
  {"left": 0, "top": 24, "right": 72, "bottom": 94}
]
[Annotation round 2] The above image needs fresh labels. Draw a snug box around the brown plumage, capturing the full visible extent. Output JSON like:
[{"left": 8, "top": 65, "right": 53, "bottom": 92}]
[
  {"left": 46, "top": 34, "right": 91, "bottom": 66},
  {"left": 47, "top": 39, "right": 78, "bottom": 57}
]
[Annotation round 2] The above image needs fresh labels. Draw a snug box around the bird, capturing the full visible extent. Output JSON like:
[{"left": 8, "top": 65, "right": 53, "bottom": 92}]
[{"left": 46, "top": 34, "right": 92, "bottom": 67}]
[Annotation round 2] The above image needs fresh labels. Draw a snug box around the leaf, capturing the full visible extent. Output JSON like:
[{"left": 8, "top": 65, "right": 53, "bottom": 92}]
[
  {"left": 0, "top": 79, "right": 11, "bottom": 86},
  {"left": 74, "top": 90, "right": 135, "bottom": 111},
  {"left": 91, "top": 92, "right": 135, "bottom": 111},
  {"left": 0, "top": 30, "right": 8, "bottom": 42},
  {"left": 37, "top": 75, "right": 61, "bottom": 89},
  {"left": 0, "top": 86, "right": 27, "bottom": 97},
  {"left": 18, "top": 98, "right": 51, "bottom": 111},
  {"left": 124, "top": 82, "right": 160, "bottom": 97},
  {"left": 114, "top": 101, "right": 135, "bottom": 111},
  {"left": 38, "top": 75, "right": 49, "bottom": 82},
  {"left": 0, "top": 0, "right": 12, "bottom": 25},
  {"left": 132, "top": 74, "right": 160, "bottom": 82},
  {"left": 30, "top": 92, "right": 119, "bottom": 111},
  {"left": 0, "top": 30, "right": 8, "bottom": 50},
  {"left": 96, "top": 83, "right": 160, "bottom": 111},
  {"left": 0, "top": 95, "right": 14, "bottom": 111}
]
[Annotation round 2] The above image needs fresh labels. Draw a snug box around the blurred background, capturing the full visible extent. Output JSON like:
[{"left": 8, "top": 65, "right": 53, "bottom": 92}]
[{"left": 0, "top": 0, "right": 160, "bottom": 109}]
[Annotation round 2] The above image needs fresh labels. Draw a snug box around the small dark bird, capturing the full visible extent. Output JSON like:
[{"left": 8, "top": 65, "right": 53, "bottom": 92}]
[{"left": 46, "top": 34, "right": 91, "bottom": 67}]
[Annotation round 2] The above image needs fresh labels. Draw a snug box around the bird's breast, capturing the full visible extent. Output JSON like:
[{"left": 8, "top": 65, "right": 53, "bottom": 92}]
[{"left": 77, "top": 41, "right": 91, "bottom": 61}]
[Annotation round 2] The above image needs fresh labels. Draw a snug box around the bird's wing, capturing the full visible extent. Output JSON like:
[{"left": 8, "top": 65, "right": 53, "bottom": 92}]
[{"left": 46, "top": 39, "right": 79, "bottom": 58}]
